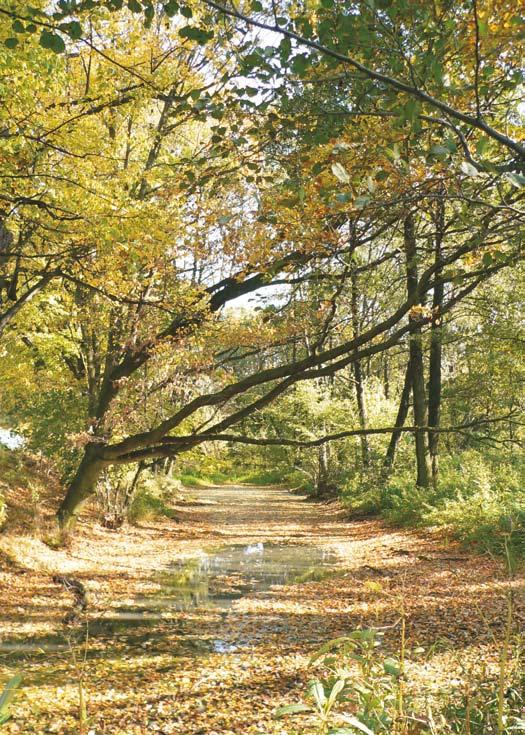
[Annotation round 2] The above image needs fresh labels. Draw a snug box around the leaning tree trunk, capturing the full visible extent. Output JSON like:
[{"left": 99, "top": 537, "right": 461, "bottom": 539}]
[
  {"left": 427, "top": 193, "right": 445, "bottom": 485},
  {"left": 383, "top": 360, "right": 412, "bottom": 474},
  {"left": 404, "top": 214, "right": 431, "bottom": 489},
  {"left": 57, "top": 447, "right": 107, "bottom": 530},
  {"left": 351, "top": 269, "right": 370, "bottom": 467}
]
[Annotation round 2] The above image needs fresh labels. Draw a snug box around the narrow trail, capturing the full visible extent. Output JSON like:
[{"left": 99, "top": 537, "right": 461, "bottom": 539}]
[{"left": 0, "top": 486, "right": 523, "bottom": 734}]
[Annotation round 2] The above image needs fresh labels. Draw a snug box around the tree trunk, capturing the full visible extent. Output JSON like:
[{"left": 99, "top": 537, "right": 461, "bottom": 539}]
[
  {"left": 315, "top": 430, "right": 337, "bottom": 496},
  {"left": 351, "top": 269, "right": 370, "bottom": 466},
  {"left": 427, "top": 194, "right": 445, "bottom": 485},
  {"left": 315, "top": 442, "right": 329, "bottom": 496},
  {"left": 122, "top": 461, "right": 145, "bottom": 515},
  {"left": 383, "top": 355, "right": 390, "bottom": 400},
  {"left": 404, "top": 214, "right": 431, "bottom": 489},
  {"left": 383, "top": 360, "right": 412, "bottom": 473},
  {"left": 57, "top": 448, "right": 107, "bottom": 530}
]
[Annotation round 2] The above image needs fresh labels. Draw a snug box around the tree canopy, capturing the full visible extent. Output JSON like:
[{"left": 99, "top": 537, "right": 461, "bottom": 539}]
[{"left": 0, "top": 0, "right": 523, "bottom": 529}]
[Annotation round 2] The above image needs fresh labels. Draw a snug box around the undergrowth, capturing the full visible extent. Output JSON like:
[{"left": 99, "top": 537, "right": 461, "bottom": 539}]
[
  {"left": 177, "top": 467, "right": 293, "bottom": 487},
  {"left": 127, "top": 475, "right": 180, "bottom": 524},
  {"left": 343, "top": 452, "right": 525, "bottom": 556},
  {"left": 276, "top": 548, "right": 522, "bottom": 735}
]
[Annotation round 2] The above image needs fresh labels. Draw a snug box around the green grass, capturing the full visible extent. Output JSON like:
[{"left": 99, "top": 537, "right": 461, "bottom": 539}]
[
  {"left": 233, "top": 468, "right": 289, "bottom": 485},
  {"left": 177, "top": 467, "right": 290, "bottom": 487}
]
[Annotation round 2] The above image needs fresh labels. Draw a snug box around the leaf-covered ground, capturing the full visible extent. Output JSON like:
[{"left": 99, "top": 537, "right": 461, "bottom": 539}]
[{"left": 0, "top": 485, "right": 523, "bottom": 734}]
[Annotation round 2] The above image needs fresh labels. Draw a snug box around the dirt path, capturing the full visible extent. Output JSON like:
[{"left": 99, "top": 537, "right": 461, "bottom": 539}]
[{"left": 0, "top": 485, "right": 523, "bottom": 734}]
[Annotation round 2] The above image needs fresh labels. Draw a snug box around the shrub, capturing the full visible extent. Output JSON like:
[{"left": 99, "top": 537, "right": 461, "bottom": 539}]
[
  {"left": 127, "top": 487, "right": 175, "bottom": 524},
  {"left": 126, "top": 474, "right": 182, "bottom": 524},
  {"left": 342, "top": 451, "right": 525, "bottom": 555},
  {"left": 275, "top": 620, "right": 524, "bottom": 735},
  {"left": 425, "top": 487, "right": 525, "bottom": 556}
]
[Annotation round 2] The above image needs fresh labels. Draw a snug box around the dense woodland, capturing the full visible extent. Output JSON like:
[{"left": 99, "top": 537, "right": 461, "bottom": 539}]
[{"left": 0, "top": 0, "right": 524, "bottom": 733}]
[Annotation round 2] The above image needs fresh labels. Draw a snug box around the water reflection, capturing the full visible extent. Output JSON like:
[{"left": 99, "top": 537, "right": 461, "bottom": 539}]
[
  {"left": 158, "top": 542, "right": 340, "bottom": 611},
  {"left": 1, "top": 543, "right": 340, "bottom": 654}
]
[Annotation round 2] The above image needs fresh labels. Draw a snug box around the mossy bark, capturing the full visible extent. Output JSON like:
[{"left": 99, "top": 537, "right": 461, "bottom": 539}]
[{"left": 57, "top": 448, "right": 107, "bottom": 530}]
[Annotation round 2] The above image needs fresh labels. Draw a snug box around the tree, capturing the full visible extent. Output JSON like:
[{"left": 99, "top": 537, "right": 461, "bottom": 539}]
[{"left": 0, "top": 0, "right": 522, "bottom": 530}]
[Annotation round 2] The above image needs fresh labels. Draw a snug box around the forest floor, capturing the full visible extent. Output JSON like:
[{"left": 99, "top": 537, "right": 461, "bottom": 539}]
[{"left": 0, "top": 483, "right": 524, "bottom": 734}]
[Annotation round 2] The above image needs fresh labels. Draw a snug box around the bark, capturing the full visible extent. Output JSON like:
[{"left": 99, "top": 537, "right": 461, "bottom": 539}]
[
  {"left": 315, "top": 441, "right": 337, "bottom": 496},
  {"left": 351, "top": 269, "right": 370, "bottom": 466},
  {"left": 313, "top": 420, "right": 338, "bottom": 496},
  {"left": 57, "top": 448, "right": 107, "bottom": 530},
  {"left": 123, "top": 462, "right": 145, "bottom": 515},
  {"left": 382, "top": 355, "right": 390, "bottom": 400},
  {"left": 316, "top": 442, "right": 329, "bottom": 495},
  {"left": 383, "top": 360, "right": 412, "bottom": 473},
  {"left": 427, "top": 195, "right": 445, "bottom": 484},
  {"left": 404, "top": 214, "right": 431, "bottom": 488}
]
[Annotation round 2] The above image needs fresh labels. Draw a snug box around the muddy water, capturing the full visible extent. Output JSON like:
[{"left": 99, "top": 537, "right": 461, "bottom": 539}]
[{"left": 1, "top": 542, "right": 341, "bottom": 658}]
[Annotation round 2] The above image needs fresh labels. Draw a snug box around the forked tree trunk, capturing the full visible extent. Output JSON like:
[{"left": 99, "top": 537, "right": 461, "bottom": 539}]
[
  {"left": 57, "top": 448, "right": 107, "bottom": 530},
  {"left": 404, "top": 214, "right": 431, "bottom": 489}
]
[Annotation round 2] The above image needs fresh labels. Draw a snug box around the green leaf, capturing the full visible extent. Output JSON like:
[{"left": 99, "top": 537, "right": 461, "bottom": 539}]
[
  {"left": 460, "top": 161, "right": 479, "bottom": 177},
  {"left": 144, "top": 3, "right": 154, "bottom": 26},
  {"left": 274, "top": 703, "right": 312, "bottom": 719},
  {"left": 163, "top": 0, "right": 179, "bottom": 16},
  {"left": 331, "top": 162, "right": 350, "bottom": 184},
  {"left": 251, "top": 0, "right": 263, "bottom": 9},
  {"left": 12, "top": 20, "right": 25, "bottom": 33},
  {"left": 218, "top": 214, "right": 234, "bottom": 225},
  {"left": 506, "top": 172, "right": 525, "bottom": 188},
  {"left": 383, "top": 657, "right": 401, "bottom": 677},
  {"left": 430, "top": 58, "right": 444, "bottom": 84},
  {"left": 128, "top": 0, "right": 142, "bottom": 11},
  {"left": 291, "top": 53, "right": 309, "bottom": 75},
  {"left": 310, "top": 636, "right": 353, "bottom": 662},
  {"left": 279, "top": 36, "right": 292, "bottom": 61},
  {"left": 401, "top": 98, "right": 420, "bottom": 124},
  {"left": 327, "top": 678, "right": 346, "bottom": 707},
  {"left": 180, "top": 5, "right": 193, "bottom": 17},
  {"left": 179, "top": 26, "right": 214, "bottom": 43},
  {"left": 311, "top": 681, "right": 326, "bottom": 710},
  {"left": 60, "top": 21, "right": 82, "bottom": 40},
  {"left": 39, "top": 29, "right": 66, "bottom": 53},
  {"left": 429, "top": 144, "right": 450, "bottom": 161},
  {"left": 355, "top": 195, "right": 371, "bottom": 208},
  {"left": 4, "top": 37, "right": 19, "bottom": 48},
  {"left": 475, "top": 137, "right": 490, "bottom": 156},
  {"left": 0, "top": 674, "right": 22, "bottom": 722}
]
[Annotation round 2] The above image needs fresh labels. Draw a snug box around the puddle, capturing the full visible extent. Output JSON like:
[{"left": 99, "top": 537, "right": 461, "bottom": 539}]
[
  {"left": 91, "top": 542, "right": 340, "bottom": 631},
  {"left": 1, "top": 543, "right": 341, "bottom": 657},
  {"left": 158, "top": 542, "right": 340, "bottom": 610}
]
